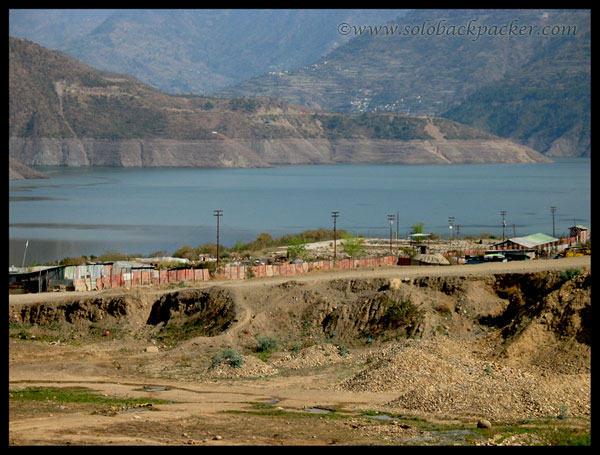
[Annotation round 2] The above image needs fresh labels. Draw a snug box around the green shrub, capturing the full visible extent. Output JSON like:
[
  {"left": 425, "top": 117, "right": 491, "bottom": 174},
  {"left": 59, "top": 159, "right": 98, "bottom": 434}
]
[
  {"left": 287, "top": 237, "right": 308, "bottom": 260},
  {"left": 210, "top": 348, "right": 244, "bottom": 369},
  {"left": 255, "top": 335, "right": 278, "bottom": 353},
  {"left": 341, "top": 233, "right": 366, "bottom": 257},
  {"left": 338, "top": 345, "right": 350, "bottom": 357},
  {"left": 560, "top": 268, "right": 580, "bottom": 281},
  {"left": 379, "top": 295, "right": 423, "bottom": 334}
]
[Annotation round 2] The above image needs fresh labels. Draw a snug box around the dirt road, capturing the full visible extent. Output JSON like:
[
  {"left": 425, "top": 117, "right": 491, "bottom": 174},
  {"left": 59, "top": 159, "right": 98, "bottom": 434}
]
[
  {"left": 9, "top": 256, "right": 591, "bottom": 446},
  {"left": 9, "top": 256, "right": 590, "bottom": 306}
]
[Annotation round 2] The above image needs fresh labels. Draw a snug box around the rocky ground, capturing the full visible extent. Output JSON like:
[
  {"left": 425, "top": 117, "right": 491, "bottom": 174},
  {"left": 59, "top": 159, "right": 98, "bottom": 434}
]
[{"left": 8, "top": 256, "right": 591, "bottom": 446}]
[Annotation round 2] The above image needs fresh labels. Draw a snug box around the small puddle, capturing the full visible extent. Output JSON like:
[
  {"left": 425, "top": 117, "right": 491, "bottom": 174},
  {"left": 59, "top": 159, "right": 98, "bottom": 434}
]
[
  {"left": 303, "top": 406, "right": 332, "bottom": 414},
  {"left": 121, "top": 406, "right": 150, "bottom": 414},
  {"left": 366, "top": 414, "right": 398, "bottom": 421},
  {"left": 406, "top": 429, "right": 476, "bottom": 444},
  {"left": 136, "top": 385, "right": 170, "bottom": 392}
]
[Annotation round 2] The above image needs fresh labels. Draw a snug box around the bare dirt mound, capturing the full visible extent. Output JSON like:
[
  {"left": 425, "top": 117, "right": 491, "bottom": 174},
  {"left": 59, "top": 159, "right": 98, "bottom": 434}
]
[
  {"left": 9, "top": 260, "right": 591, "bottom": 445},
  {"left": 10, "top": 268, "right": 590, "bottom": 376},
  {"left": 333, "top": 268, "right": 591, "bottom": 421},
  {"left": 488, "top": 270, "right": 591, "bottom": 374}
]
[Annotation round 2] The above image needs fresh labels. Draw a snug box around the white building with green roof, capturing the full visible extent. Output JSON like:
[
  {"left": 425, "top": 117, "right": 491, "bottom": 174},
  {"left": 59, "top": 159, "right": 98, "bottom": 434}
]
[{"left": 492, "top": 233, "right": 561, "bottom": 252}]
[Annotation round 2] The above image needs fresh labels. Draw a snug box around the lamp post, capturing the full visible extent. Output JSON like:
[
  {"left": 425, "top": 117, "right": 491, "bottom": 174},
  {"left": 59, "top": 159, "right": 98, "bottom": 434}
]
[
  {"left": 551, "top": 206, "right": 556, "bottom": 237},
  {"left": 500, "top": 211, "right": 507, "bottom": 241}
]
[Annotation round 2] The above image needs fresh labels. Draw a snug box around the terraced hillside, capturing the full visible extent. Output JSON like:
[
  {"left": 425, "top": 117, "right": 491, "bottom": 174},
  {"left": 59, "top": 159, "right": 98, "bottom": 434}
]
[{"left": 9, "top": 36, "right": 550, "bottom": 169}]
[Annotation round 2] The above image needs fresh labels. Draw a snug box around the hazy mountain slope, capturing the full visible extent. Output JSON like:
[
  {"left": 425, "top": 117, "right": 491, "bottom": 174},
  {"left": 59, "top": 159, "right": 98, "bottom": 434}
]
[
  {"left": 220, "top": 9, "right": 590, "bottom": 157},
  {"left": 9, "top": 36, "right": 550, "bottom": 168},
  {"left": 11, "top": 9, "right": 406, "bottom": 95},
  {"left": 443, "top": 27, "right": 591, "bottom": 157},
  {"left": 9, "top": 9, "right": 116, "bottom": 50}
]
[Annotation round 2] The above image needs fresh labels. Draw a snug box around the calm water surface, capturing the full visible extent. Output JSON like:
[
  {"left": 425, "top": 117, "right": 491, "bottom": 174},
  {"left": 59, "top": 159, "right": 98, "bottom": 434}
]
[{"left": 9, "top": 159, "right": 591, "bottom": 265}]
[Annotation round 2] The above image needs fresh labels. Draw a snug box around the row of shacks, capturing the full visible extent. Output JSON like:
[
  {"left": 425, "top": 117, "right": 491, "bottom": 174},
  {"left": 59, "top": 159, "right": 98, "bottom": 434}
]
[
  {"left": 9, "top": 226, "right": 589, "bottom": 293},
  {"left": 8, "top": 259, "right": 190, "bottom": 294}
]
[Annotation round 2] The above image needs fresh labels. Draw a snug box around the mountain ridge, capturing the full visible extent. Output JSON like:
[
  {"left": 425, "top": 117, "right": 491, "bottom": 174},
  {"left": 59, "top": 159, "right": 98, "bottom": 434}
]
[
  {"left": 10, "top": 9, "right": 406, "bottom": 95},
  {"left": 9, "top": 36, "right": 551, "bottom": 172},
  {"left": 219, "top": 9, "right": 590, "bottom": 157}
]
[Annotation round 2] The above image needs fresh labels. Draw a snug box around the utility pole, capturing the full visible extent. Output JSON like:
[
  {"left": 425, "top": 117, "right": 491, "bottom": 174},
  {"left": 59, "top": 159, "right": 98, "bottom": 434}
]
[
  {"left": 551, "top": 206, "right": 556, "bottom": 237},
  {"left": 500, "top": 211, "right": 507, "bottom": 241},
  {"left": 455, "top": 224, "right": 461, "bottom": 262},
  {"left": 388, "top": 214, "right": 394, "bottom": 253},
  {"left": 22, "top": 240, "right": 29, "bottom": 268},
  {"left": 214, "top": 210, "right": 223, "bottom": 270},
  {"left": 331, "top": 211, "right": 339, "bottom": 262},
  {"left": 396, "top": 212, "right": 399, "bottom": 242}
]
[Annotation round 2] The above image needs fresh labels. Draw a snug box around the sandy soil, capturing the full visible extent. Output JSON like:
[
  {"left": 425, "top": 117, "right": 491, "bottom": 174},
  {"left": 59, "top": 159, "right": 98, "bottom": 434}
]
[{"left": 8, "top": 256, "right": 591, "bottom": 446}]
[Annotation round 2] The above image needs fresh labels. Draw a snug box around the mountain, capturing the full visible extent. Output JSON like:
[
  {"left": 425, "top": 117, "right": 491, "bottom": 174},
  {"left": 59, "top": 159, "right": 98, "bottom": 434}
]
[
  {"left": 9, "top": 36, "right": 550, "bottom": 170},
  {"left": 8, "top": 9, "right": 116, "bottom": 49},
  {"left": 219, "top": 9, "right": 590, "bottom": 157},
  {"left": 442, "top": 26, "right": 590, "bottom": 157},
  {"left": 9, "top": 9, "right": 406, "bottom": 95}
]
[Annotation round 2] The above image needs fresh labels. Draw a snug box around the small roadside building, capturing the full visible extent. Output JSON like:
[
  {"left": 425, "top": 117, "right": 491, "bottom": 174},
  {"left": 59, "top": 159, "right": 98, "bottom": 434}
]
[
  {"left": 491, "top": 232, "right": 562, "bottom": 258},
  {"left": 9, "top": 265, "right": 65, "bottom": 294},
  {"left": 409, "top": 233, "right": 431, "bottom": 254},
  {"left": 569, "top": 225, "right": 590, "bottom": 244}
]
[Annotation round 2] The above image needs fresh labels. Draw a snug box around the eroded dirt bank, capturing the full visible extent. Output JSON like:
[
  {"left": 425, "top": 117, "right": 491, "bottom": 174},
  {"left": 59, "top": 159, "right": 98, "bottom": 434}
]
[{"left": 9, "top": 257, "right": 591, "bottom": 446}]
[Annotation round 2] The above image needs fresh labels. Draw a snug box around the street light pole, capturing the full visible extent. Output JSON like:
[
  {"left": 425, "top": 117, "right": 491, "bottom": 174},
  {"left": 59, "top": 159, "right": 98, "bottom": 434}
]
[
  {"left": 500, "top": 211, "right": 507, "bottom": 241},
  {"left": 448, "top": 216, "right": 455, "bottom": 245},
  {"left": 214, "top": 210, "right": 223, "bottom": 270},
  {"left": 551, "top": 206, "right": 556, "bottom": 237}
]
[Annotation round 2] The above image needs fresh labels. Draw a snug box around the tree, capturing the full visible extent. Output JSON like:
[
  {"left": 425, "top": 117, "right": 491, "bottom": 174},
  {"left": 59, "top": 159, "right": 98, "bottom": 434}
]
[
  {"left": 173, "top": 245, "right": 198, "bottom": 261},
  {"left": 195, "top": 243, "right": 219, "bottom": 258},
  {"left": 341, "top": 233, "right": 366, "bottom": 257},
  {"left": 232, "top": 239, "right": 248, "bottom": 254},
  {"left": 287, "top": 237, "right": 308, "bottom": 260},
  {"left": 149, "top": 250, "right": 169, "bottom": 258},
  {"left": 410, "top": 222, "right": 425, "bottom": 235}
]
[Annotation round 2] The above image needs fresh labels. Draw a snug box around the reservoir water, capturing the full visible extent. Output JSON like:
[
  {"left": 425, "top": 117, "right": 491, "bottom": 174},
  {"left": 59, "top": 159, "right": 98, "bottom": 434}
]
[{"left": 9, "top": 159, "right": 590, "bottom": 266}]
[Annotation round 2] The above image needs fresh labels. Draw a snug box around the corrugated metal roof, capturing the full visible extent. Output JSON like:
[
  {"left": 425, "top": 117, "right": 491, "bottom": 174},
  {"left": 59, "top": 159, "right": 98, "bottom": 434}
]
[
  {"left": 510, "top": 233, "right": 558, "bottom": 248},
  {"left": 570, "top": 225, "right": 588, "bottom": 230}
]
